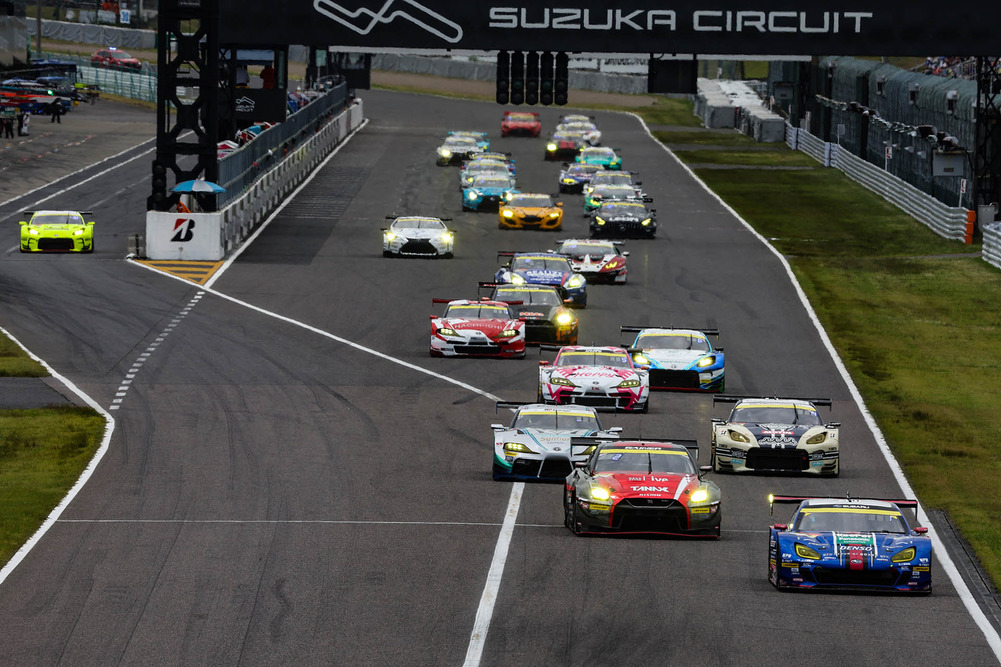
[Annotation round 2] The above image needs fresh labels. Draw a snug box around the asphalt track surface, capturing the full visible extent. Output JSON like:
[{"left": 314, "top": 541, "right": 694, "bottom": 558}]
[{"left": 0, "top": 89, "right": 997, "bottom": 665}]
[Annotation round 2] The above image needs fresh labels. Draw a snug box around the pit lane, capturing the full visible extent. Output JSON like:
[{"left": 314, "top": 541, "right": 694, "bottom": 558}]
[{"left": 0, "top": 90, "right": 996, "bottom": 664}]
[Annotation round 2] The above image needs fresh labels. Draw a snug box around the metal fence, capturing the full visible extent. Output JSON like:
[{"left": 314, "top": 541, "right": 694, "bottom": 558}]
[
  {"left": 984, "top": 223, "right": 1001, "bottom": 271},
  {"left": 217, "top": 82, "right": 348, "bottom": 206}
]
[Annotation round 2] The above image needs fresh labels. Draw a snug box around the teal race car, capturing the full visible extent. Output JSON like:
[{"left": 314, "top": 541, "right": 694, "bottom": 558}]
[
  {"left": 576, "top": 146, "right": 622, "bottom": 170},
  {"left": 19, "top": 210, "right": 95, "bottom": 252},
  {"left": 463, "top": 174, "right": 518, "bottom": 211}
]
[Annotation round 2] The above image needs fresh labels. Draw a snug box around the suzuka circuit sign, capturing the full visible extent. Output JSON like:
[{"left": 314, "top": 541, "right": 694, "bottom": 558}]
[{"left": 219, "top": 1, "right": 999, "bottom": 55}]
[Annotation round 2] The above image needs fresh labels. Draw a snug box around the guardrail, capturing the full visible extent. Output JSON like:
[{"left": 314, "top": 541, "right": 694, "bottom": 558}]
[
  {"left": 785, "top": 121, "right": 974, "bottom": 244},
  {"left": 984, "top": 223, "right": 1001, "bottom": 271}
]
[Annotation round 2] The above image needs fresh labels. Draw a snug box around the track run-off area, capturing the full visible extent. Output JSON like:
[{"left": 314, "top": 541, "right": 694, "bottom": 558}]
[{"left": 0, "top": 90, "right": 998, "bottom": 665}]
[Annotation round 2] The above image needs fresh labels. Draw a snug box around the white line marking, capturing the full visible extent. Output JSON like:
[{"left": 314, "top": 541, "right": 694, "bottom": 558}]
[
  {"left": 0, "top": 328, "right": 115, "bottom": 587},
  {"left": 56, "top": 518, "right": 542, "bottom": 527},
  {"left": 630, "top": 112, "right": 1001, "bottom": 659}
]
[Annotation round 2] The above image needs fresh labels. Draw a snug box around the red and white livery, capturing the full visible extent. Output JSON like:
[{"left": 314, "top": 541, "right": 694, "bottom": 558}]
[
  {"left": 539, "top": 345, "right": 649, "bottom": 411},
  {"left": 430, "top": 299, "right": 526, "bottom": 358},
  {"left": 501, "top": 111, "right": 542, "bottom": 137}
]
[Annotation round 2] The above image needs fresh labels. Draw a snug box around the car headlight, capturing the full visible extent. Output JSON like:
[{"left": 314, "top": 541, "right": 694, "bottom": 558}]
[
  {"left": 562, "top": 178, "right": 574, "bottom": 184},
  {"left": 436, "top": 327, "right": 459, "bottom": 337},
  {"left": 891, "top": 547, "right": 917, "bottom": 563},
  {"left": 547, "top": 143, "right": 557, "bottom": 151},
  {"left": 467, "top": 189, "right": 480, "bottom": 199},
  {"left": 555, "top": 312, "right": 574, "bottom": 326},
  {"left": 795, "top": 543, "right": 821, "bottom": 560},
  {"left": 617, "top": 378, "right": 641, "bottom": 388},
  {"left": 510, "top": 275, "right": 526, "bottom": 285},
  {"left": 727, "top": 429, "right": 750, "bottom": 443},
  {"left": 503, "top": 442, "right": 536, "bottom": 454},
  {"left": 439, "top": 149, "right": 451, "bottom": 157},
  {"left": 441, "top": 232, "right": 453, "bottom": 242},
  {"left": 550, "top": 377, "right": 576, "bottom": 387},
  {"left": 594, "top": 217, "right": 605, "bottom": 226},
  {"left": 505, "top": 192, "right": 514, "bottom": 201},
  {"left": 641, "top": 218, "right": 652, "bottom": 226},
  {"left": 549, "top": 212, "right": 560, "bottom": 218},
  {"left": 384, "top": 232, "right": 397, "bottom": 241},
  {"left": 73, "top": 229, "right": 85, "bottom": 236},
  {"left": 805, "top": 432, "right": 828, "bottom": 445},
  {"left": 632, "top": 353, "right": 650, "bottom": 366},
  {"left": 696, "top": 355, "right": 716, "bottom": 368},
  {"left": 590, "top": 487, "right": 610, "bottom": 501},
  {"left": 690, "top": 487, "right": 709, "bottom": 503},
  {"left": 29, "top": 229, "right": 39, "bottom": 236},
  {"left": 496, "top": 328, "right": 518, "bottom": 338},
  {"left": 566, "top": 274, "right": 585, "bottom": 288},
  {"left": 502, "top": 210, "right": 514, "bottom": 218}
]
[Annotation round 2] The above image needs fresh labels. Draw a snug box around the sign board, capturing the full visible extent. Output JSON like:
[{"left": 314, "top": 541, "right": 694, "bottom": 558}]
[
  {"left": 885, "top": 145, "right": 892, "bottom": 160},
  {"left": 120, "top": 9, "right": 131, "bottom": 24},
  {"left": 219, "top": 1, "right": 1001, "bottom": 55},
  {"left": 233, "top": 89, "right": 287, "bottom": 123},
  {"left": 146, "top": 211, "right": 225, "bottom": 260},
  {"left": 961, "top": 178, "right": 968, "bottom": 193}
]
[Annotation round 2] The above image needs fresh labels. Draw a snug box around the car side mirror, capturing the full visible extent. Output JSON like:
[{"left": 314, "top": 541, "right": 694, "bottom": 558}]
[
  {"left": 539, "top": 360, "right": 550, "bottom": 367},
  {"left": 711, "top": 418, "right": 725, "bottom": 424},
  {"left": 825, "top": 422, "right": 841, "bottom": 428},
  {"left": 557, "top": 202, "right": 563, "bottom": 208},
  {"left": 772, "top": 524, "right": 788, "bottom": 531},
  {"left": 635, "top": 180, "right": 643, "bottom": 185},
  {"left": 622, "top": 251, "right": 630, "bottom": 256},
  {"left": 490, "top": 424, "right": 504, "bottom": 429},
  {"left": 715, "top": 347, "right": 724, "bottom": 352},
  {"left": 608, "top": 426, "right": 623, "bottom": 433},
  {"left": 914, "top": 526, "right": 928, "bottom": 534},
  {"left": 19, "top": 220, "right": 26, "bottom": 226},
  {"left": 699, "top": 465, "right": 712, "bottom": 472},
  {"left": 573, "top": 460, "right": 587, "bottom": 468}
]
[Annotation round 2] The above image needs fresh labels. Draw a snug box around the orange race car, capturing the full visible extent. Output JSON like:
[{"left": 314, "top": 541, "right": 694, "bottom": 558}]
[{"left": 499, "top": 193, "right": 564, "bottom": 231}]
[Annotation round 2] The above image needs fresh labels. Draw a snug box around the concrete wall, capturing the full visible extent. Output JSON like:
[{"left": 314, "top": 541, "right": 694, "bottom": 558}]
[{"left": 1, "top": 16, "right": 27, "bottom": 66}]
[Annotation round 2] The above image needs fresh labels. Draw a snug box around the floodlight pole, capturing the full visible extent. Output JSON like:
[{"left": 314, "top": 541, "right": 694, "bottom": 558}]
[{"left": 973, "top": 56, "right": 1001, "bottom": 230}]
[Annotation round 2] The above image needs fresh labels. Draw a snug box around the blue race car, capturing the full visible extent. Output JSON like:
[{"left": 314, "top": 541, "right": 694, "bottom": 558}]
[
  {"left": 495, "top": 251, "right": 587, "bottom": 307},
  {"left": 448, "top": 130, "right": 490, "bottom": 150},
  {"left": 558, "top": 163, "right": 604, "bottom": 193},
  {"left": 463, "top": 174, "right": 518, "bottom": 211},
  {"left": 622, "top": 326, "right": 724, "bottom": 391},
  {"left": 768, "top": 494, "right": 932, "bottom": 593}
]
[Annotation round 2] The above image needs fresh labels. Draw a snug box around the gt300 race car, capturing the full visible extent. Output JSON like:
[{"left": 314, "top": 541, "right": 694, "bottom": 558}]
[
  {"left": 19, "top": 210, "right": 95, "bottom": 252},
  {"left": 539, "top": 345, "right": 649, "bottom": 412},
  {"left": 430, "top": 298, "right": 526, "bottom": 358},
  {"left": 711, "top": 396, "right": 840, "bottom": 476},
  {"left": 584, "top": 170, "right": 640, "bottom": 197},
  {"left": 558, "top": 163, "right": 604, "bottom": 193},
  {"left": 501, "top": 111, "right": 542, "bottom": 137},
  {"left": 464, "top": 174, "right": 518, "bottom": 211},
  {"left": 495, "top": 252, "right": 587, "bottom": 307},
  {"left": 768, "top": 494, "right": 931, "bottom": 593},
  {"left": 591, "top": 200, "right": 656, "bottom": 239},
  {"left": 499, "top": 193, "right": 564, "bottom": 231},
  {"left": 545, "top": 131, "right": 588, "bottom": 161},
  {"left": 460, "top": 160, "right": 511, "bottom": 189},
  {"left": 576, "top": 146, "right": 621, "bottom": 170},
  {"left": 583, "top": 184, "right": 647, "bottom": 213},
  {"left": 622, "top": 326, "right": 724, "bottom": 390},
  {"left": 448, "top": 130, "right": 490, "bottom": 150},
  {"left": 436, "top": 136, "right": 483, "bottom": 166},
  {"left": 382, "top": 216, "right": 453, "bottom": 258},
  {"left": 491, "top": 402, "right": 620, "bottom": 481},
  {"left": 554, "top": 239, "right": 628, "bottom": 284},
  {"left": 480, "top": 283, "right": 578, "bottom": 345},
  {"left": 564, "top": 439, "right": 721, "bottom": 536}
]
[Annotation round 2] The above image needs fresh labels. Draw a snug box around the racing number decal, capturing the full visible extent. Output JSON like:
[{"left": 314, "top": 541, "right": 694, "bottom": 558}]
[{"left": 171, "top": 217, "right": 195, "bottom": 242}]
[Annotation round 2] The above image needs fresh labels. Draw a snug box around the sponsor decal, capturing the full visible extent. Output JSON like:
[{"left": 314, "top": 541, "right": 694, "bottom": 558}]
[
  {"left": 171, "top": 217, "right": 195, "bottom": 242},
  {"left": 913, "top": 566, "right": 930, "bottom": 572},
  {"left": 631, "top": 485, "right": 670, "bottom": 492},
  {"left": 690, "top": 507, "right": 710, "bottom": 514},
  {"left": 314, "top": 0, "right": 463, "bottom": 43},
  {"left": 235, "top": 96, "right": 255, "bottom": 113}
]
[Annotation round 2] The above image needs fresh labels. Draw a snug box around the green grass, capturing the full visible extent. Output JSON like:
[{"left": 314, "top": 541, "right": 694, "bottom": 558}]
[
  {"left": 653, "top": 130, "right": 759, "bottom": 147},
  {"left": 0, "top": 336, "right": 46, "bottom": 377},
  {"left": 674, "top": 149, "right": 819, "bottom": 167},
  {"left": 0, "top": 407, "right": 106, "bottom": 565}
]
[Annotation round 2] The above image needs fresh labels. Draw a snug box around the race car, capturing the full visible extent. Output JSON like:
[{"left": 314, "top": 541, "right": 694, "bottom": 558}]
[
  {"left": 491, "top": 402, "right": 620, "bottom": 481},
  {"left": 495, "top": 251, "right": 587, "bottom": 307},
  {"left": 500, "top": 111, "right": 542, "bottom": 137},
  {"left": 767, "top": 494, "right": 931, "bottom": 592},
  {"left": 564, "top": 439, "right": 721, "bottom": 536},
  {"left": 430, "top": 298, "right": 526, "bottom": 358},
  {"left": 591, "top": 200, "right": 657, "bottom": 238},
  {"left": 558, "top": 163, "right": 604, "bottom": 193},
  {"left": 584, "top": 170, "right": 640, "bottom": 197},
  {"left": 463, "top": 174, "right": 518, "bottom": 211},
  {"left": 480, "top": 282, "right": 578, "bottom": 345},
  {"left": 436, "top": 135, "right": 483, "bottom": 166},
  {"left": 382, "top": 215, "right": 454, "bottom": 258},
  {"left": 554, "top": 120, "right": 601, "bottom": 146},
  {"left": 553, "top": 239, "right": 628, "bottom": 284},
  {"left": 19, "top": 210, "right": 94, "bottom": 252},
  {"left": 539, "top": 345, "right": 649, "bottom": 411},
  {"left": 710, "top": 396, "right": 840, "bottom": 476},
  {"left": 473, "top": 152, "right": 517, "bottom": 175},
  {"left": 499, "top": 193, "right": 564, "bottom": 231},
  {"left": 460, "top": 160, "right": 511, "bottom": 189},
  {"left": 576, "top": 146, "right": 622, "bottom": 170},
  {"left": 447, "top": 130, "right": 490, "bottom": 150},
  {"left": 583, "top": 184, "right": 647, "bottom": 213},
  {"left": 559, "top": 114, "right": 594, "bottom": 125},
  {"left": 545, "top": 131, "right": 588, "bottom": 161},
  {"left": 623, "top": 326, "right": 724, "bottom": 390}
]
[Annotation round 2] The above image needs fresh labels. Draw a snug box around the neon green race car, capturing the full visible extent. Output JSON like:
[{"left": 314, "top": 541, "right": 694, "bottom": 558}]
[{"left": 19, "top": 210, "right": 95, "bottom": 252}]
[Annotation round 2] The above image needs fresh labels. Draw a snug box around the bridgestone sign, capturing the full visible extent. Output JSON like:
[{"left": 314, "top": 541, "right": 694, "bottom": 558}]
[{"left": 219, "top": 1, "right": 996, "bottom": 55}]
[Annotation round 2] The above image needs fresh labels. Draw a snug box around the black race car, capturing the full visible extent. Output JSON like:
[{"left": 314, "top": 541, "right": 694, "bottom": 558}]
[
  {"left": 590, "top": 200, "right": 657, "bottom": 238},
  {"left": 480, "top": 282, "right": 578, "bottom": 345}
]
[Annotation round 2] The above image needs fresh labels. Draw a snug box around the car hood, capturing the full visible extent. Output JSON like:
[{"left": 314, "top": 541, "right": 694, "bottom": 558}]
[
  {"left": 30, "top": 223, "right": 86, "bottom": 231},
  {"left": 739, "top": 423, "right": 816, "bottom": 443},
  {"left": 392, "top": 229, "right": 444, "bottom": 239},
  {"left": 441, "top": 318, "right": 515, "bottom": 335},
  {"left": 551, "top": 366, "right": 636, "bottom": 381},
  {"left": 597, "top": 472, "right": 698, "bottom": 498},
  {"left": 641, "top": 348, "right": 705, "bottom": 366},
  {"left": 514, "top": 269, "right": 567, "bottom": 283},
  {"left": 510, "top": 304, "right": 561, "bottom": 320},
  {"left": 507, "top": 206, "right": 556, "bottom": 216}
]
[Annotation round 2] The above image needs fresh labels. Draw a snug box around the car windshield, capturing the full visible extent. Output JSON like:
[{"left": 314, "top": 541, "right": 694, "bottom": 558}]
[
  {"left": 599, "top": 203, "right": 646, "bottom": 217},
  {"left": 474, "top": 176, "right": 512, "bottom": 188},
  {"left": 559, "top": 241, "right": 615, "bottom": 256},
  {"left": 593, "top": 186, "right": 635, "bottom": 198},
  {"left": 445, "top": 304, "right": 511, "bottom": 319},
  {"left": 496, "top": 288, "right": 561, "bottom": 306},
  {"left": 730, "top": 404, "right": 823, "bottom": 425},
  {"left": 31, "top": 213, "right": 83, "bottom": 225},
  {"left": 635, "top": 333, "right": 710, "bottom": 351},
  {"left": 510, "top": 195, "right": 552, "bottom": 207},
  {"left": 582, "top": 148, "right": 614, "bottom": 158},
  {"left": 506, "top": 113, "right": 536, "bottom": 121},
  {"left": 513, "top": 410, "right": 599, "bottom": 430},
  {"left": 394, "top": 218, "right": 444, "bottom": 230},
  {"left": 793, "top": 508, "right": 909, "bottom": 534},
  {"left": 567, "top": 165, "right": 601, "bottom": 176},
  {"left": 593, "top": 449, "right": 695, "bottom": 474},
  {"left": 592, "top": 173, "right": 633, "bottom": 186},
  {"left": 467, "top": 163, "right": 507, "bottom": 175},
  {"left": 557, "top": 351, "right": 632, "bottom": 368},
  {"left": 444, "top": 138, "right": 477, "bottom": 147},
  {"left": 513, "top": 256, "right": 570, "bottom": 271},
  {"left": 110, "top": 51, "right": 133, "bottom": 59}
]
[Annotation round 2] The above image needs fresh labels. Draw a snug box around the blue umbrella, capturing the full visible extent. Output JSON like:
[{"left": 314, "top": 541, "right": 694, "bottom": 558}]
[{"left": 173, "top": 179, "right": 225, "bottom": 194}]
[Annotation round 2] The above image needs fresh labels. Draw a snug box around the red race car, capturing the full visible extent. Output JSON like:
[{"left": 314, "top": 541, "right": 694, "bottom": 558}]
[
  {"left": 501, "top": 111, "right": 541, "bottom": 137},
  {"left": 430, "top": 298, "right": 526, "bottom": 358},
  {"left": 90, "top": 48, "right": 142, "bottom": 71}
]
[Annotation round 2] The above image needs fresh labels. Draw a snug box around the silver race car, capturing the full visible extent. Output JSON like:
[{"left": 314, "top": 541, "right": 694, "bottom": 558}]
[{"left": 382, "top": 216, "right": 454, "bottom": 258}]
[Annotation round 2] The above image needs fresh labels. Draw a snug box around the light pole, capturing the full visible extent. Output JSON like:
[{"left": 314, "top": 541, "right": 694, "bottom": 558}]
[{"left": 35, "top": 0, "right": 42, "bottom": 59}]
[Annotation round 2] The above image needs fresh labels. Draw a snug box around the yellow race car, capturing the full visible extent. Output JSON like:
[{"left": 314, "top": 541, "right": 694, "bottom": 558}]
[
  {"left": 19, "top": 210, "right": 95, "bottom": 252},
  {"left": 499, "top": 193, "right": 563, "bottom": 231}
]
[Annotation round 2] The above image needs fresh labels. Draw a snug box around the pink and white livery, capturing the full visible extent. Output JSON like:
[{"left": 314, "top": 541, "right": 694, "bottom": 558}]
[
  {"left": 430, "top": 298, "right": 526, "bottom": 358},
  {"left": 538, "top": 345, "right": 649, "bottom": 412}
]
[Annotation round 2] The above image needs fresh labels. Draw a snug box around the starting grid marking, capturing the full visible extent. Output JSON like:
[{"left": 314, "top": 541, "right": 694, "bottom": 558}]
[{"left": 137, "top": 260, "right": 225, "bottom": 286}]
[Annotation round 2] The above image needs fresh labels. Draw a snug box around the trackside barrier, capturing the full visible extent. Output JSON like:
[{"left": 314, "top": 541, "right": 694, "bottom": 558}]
[
  {"left": 145, "top": 99, "right": 364, "bottom": 260},
  {"left": 785, "top": 121, "right": 973, "bottom": 244},
  {"left": 983, "top": 223, "right": 1001, "bottom": 271}
]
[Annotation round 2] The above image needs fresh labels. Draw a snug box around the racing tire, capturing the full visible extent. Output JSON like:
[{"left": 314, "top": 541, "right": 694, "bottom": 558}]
[
  {"left": 563, "top": 491, "right": 574, "bottom": 529},
  {"left": 443, "top": 252, "right": 453, "bottom": 259},
  {"left": 383, "top": 250, "right": 393, "bottom": 257},
  {"left": 492, "top": 463, "right": 508, "bottom": 481},
  {"left": 537, "top": 386, "right": 545, "bottom": 403},
  {"left": 19, "top": 245, "right": 28, "bottom": 253},
  {"left": 638, "top": 400, "right": 649, "bottom": 414},
  {"left": 570, "top": 494, "right": 584, "bottom": 535},
  {"left": 711, "top": 448, "right": 722, "bottom": 473}
]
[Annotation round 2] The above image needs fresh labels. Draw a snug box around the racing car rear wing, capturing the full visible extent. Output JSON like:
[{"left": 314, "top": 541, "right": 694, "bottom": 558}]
[
  {"left": 621, "top": 325, "right": 719, "bottom": 337},
  {"left": 768, "top": 493, "right": 920, "bottom": 515},
  {"left": 569, "top": 436, "right": 700, "bottom": 466},
  {"left": 713, "top": 395, "right": 833, "bottom": 408},
  {"left": 384, "top": 215, "right": 452, "bottom": 221}
]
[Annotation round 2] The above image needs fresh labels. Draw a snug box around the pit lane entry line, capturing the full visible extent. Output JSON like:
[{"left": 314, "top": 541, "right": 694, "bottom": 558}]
[{"left": 630, "top": 111, "right": 1001, "bottom": 659}]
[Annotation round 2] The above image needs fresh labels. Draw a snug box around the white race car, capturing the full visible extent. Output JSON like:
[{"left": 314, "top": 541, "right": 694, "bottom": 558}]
[
  {"left": 491, "top": 402, "right": 621, "bottom": 481},
  {"left": 622, "top": 326, "right": 724, "bottom": 391},
  {"left": 710, "top": 396, "right": 840, "bottom": 476},
  {"left": 554, "top": 120, "right": 601, "bottom": 146},
  {"left": 552, "top": 239, "right": 628, "bottom": 284},
  {"left": 430, "top": 299, "right": 526, "bottom": 358},
  {"left": 539, "top": 345, "right": 649, "bottom": 412},
  {"left": 382, "top": 216, "right": 454, "bottom": 258}
]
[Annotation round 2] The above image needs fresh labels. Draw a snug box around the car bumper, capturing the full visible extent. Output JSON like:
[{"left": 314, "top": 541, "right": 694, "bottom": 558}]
[
  {"left": 499, "top": 215, "right": 562, "bottom": 230},
  {"left": 20, "top": 235, "right": 93, "bottom": 252},
  {"left": 494, "top": 453, "right": 576, "bottom": 481},
  {"left": 431, "top": 336, "right": 525, "bottom": 358},
  {"left": 648, "top": 368, "right": 723, "bottom": 391},
  {"left": 575, "top": 497, "right": 721, "bottom": 535},
  {"left": 591, "top": 222, "right": 656, "bottom": 238},
  {"left": 384, "top": 239, "right": 452, "bottom": 257},
  {"left": 771, "top": 560, "right": 931, "bottom": 592},
  {"left": 542, "top": 385, "right": 648, "bottom": 411},
  {"left": 714, "top": 442, "right": 839, "bottom": 475}
]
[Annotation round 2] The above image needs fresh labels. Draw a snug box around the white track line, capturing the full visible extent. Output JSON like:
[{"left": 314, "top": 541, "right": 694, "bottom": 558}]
[
  {"left": 630, "top": 112, "right": 1001, "bottom": 659},
  {"left": 0, "top": 328, "right": 116, "bottom": 587}
]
